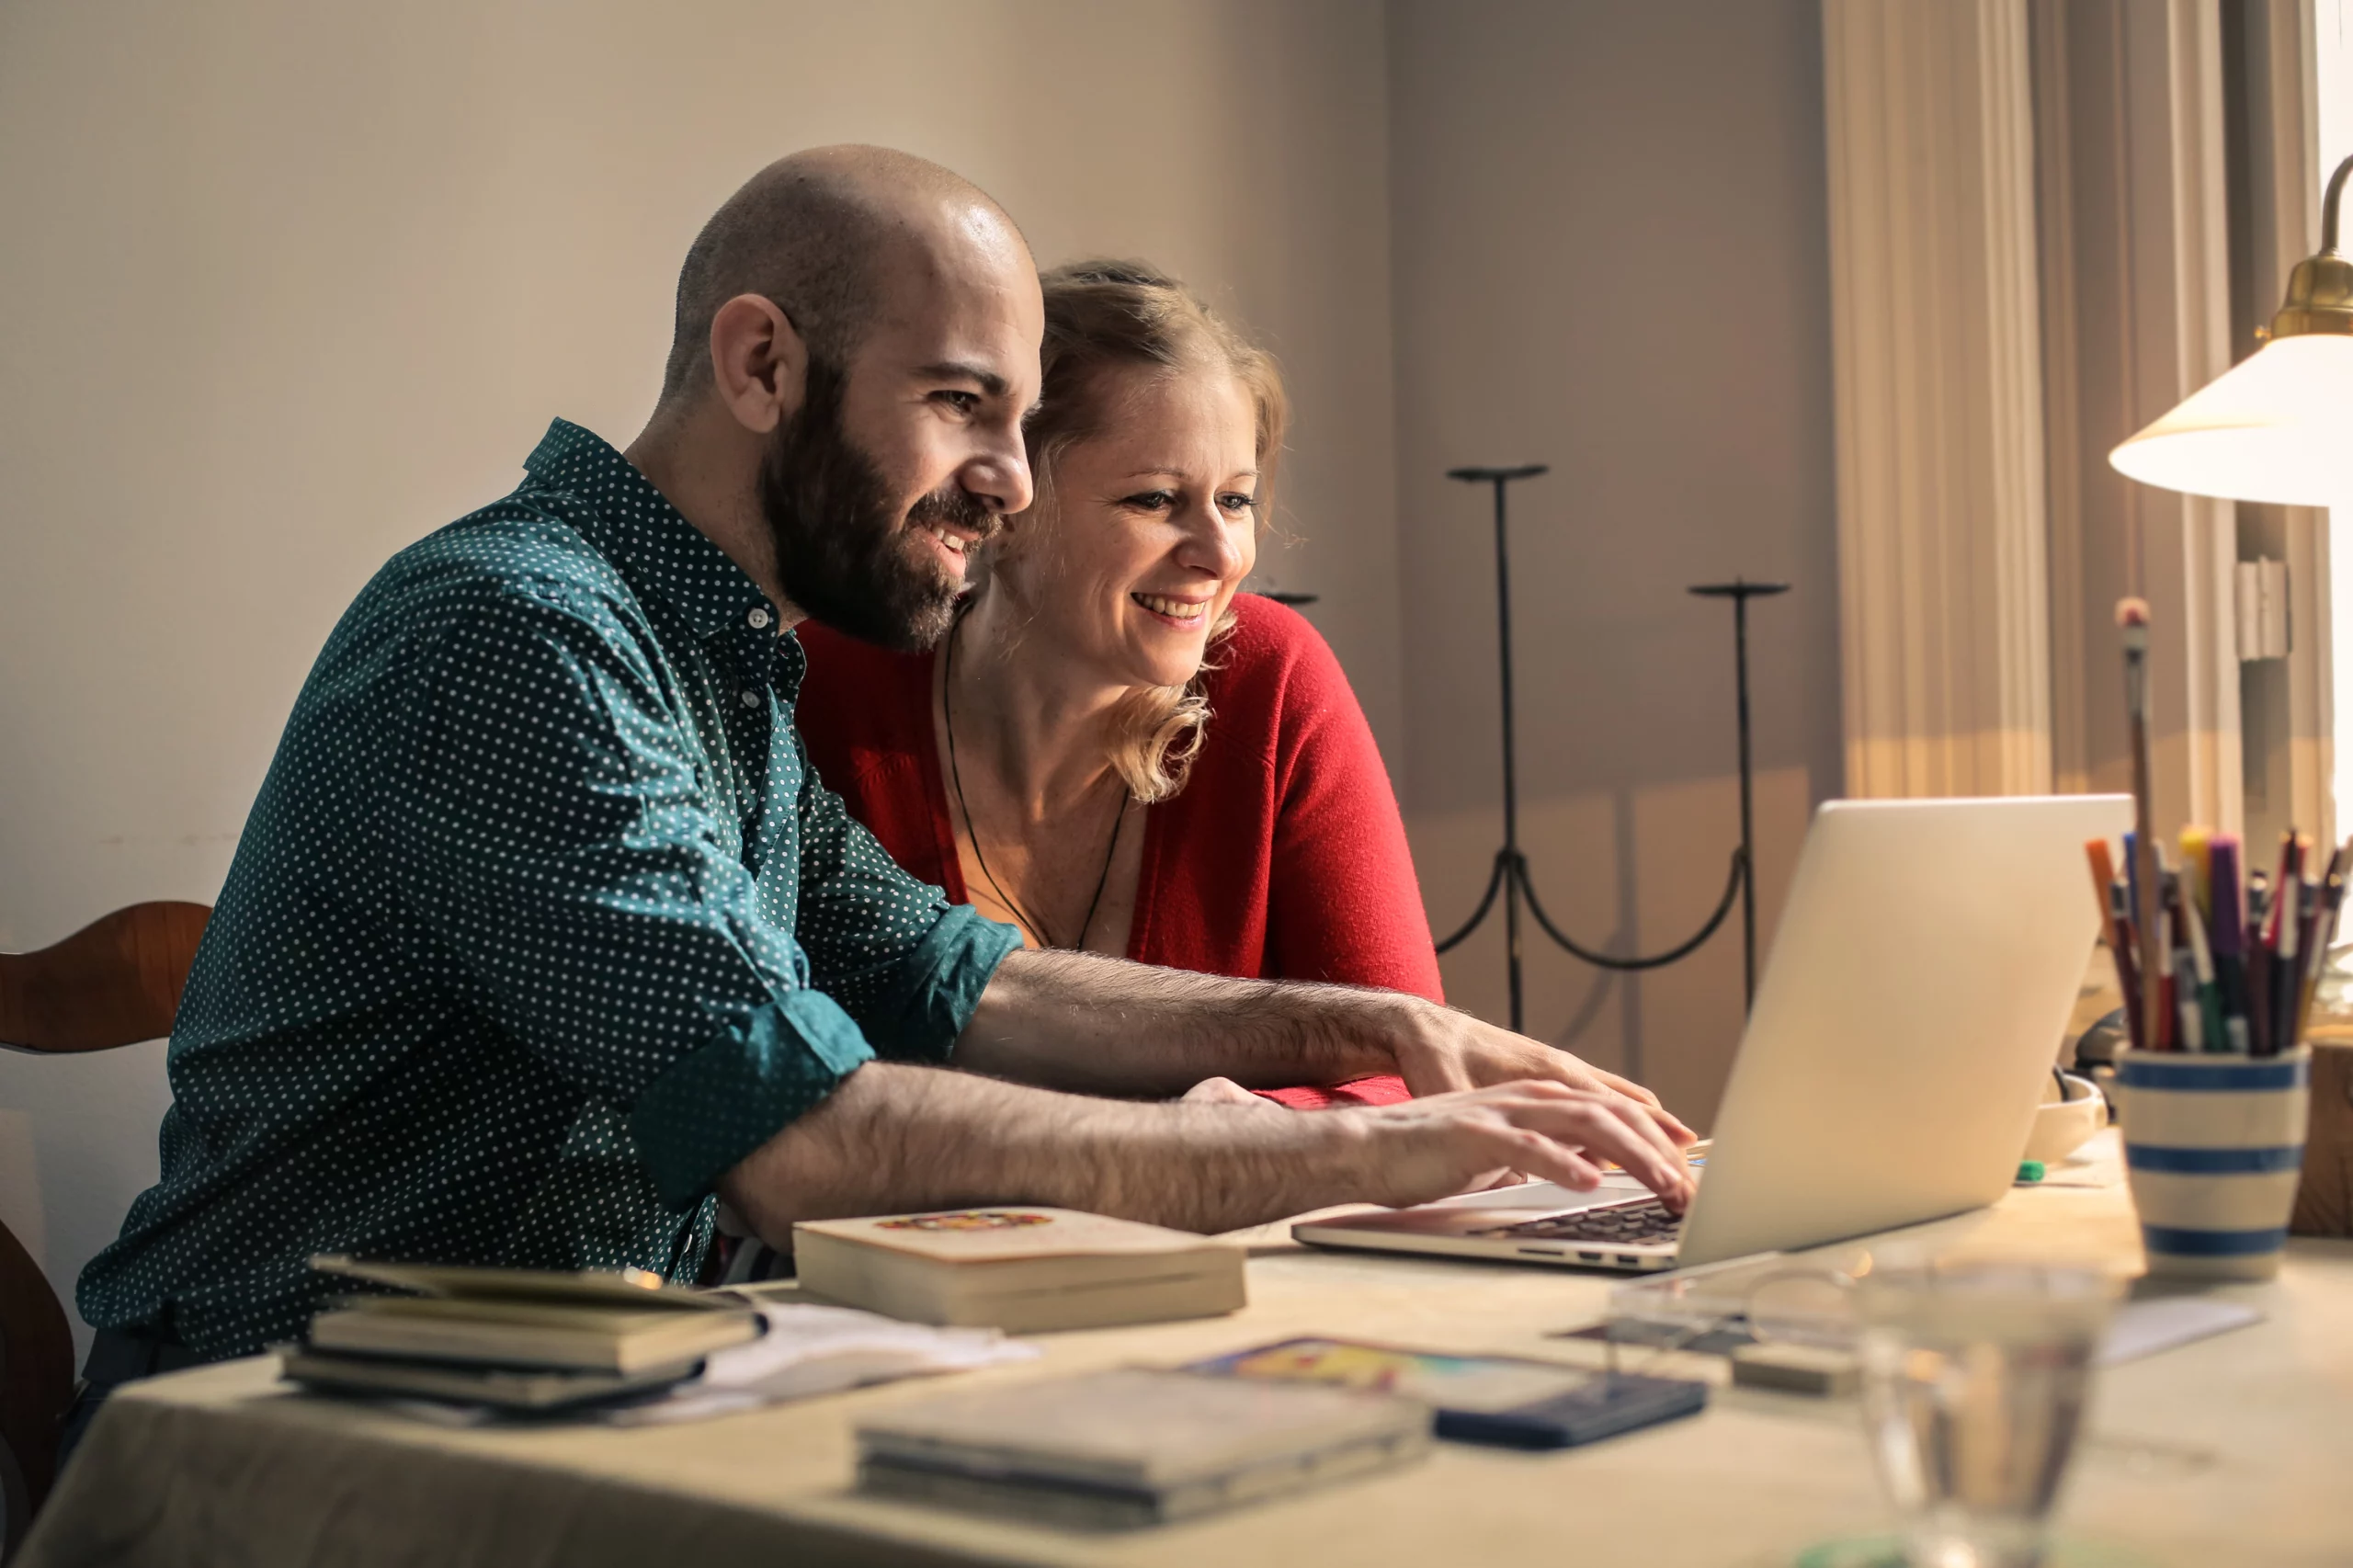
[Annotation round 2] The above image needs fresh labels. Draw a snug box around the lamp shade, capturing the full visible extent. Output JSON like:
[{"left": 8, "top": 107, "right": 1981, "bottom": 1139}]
[
  {"left": 2107, "top": 334, "right": 2353, "bottom": 506},
  {"left": 2110, "top": 154, "right": 2352, "bottom": 506}
]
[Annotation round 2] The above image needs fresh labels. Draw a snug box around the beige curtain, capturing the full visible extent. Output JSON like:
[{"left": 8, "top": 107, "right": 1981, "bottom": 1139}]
[{"left": 1824, "top": 0, "right": 2332, "bottom": 848}]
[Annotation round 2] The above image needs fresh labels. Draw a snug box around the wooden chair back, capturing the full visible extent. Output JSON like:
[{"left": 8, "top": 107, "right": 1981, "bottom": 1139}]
[
  {"left": 0, "top": 901, "right": 210, "bottom": 1554},
  {"left": 0, "top": 902, "right": 211, "bottom": 1054}
]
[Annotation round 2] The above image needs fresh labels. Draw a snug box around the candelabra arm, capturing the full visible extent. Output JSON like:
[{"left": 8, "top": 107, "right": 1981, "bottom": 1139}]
[
  {"left": 1434, "top": 849, "right": 1512, "bottom": 955},
  {"left": 1516, "top": 847, "right": 1746, "bottom": 972}
]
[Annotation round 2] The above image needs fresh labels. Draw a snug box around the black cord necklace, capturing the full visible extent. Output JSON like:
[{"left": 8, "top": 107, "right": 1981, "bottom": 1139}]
[{"left": 942, "top": 606, "right": 1129, "bottom": 950}]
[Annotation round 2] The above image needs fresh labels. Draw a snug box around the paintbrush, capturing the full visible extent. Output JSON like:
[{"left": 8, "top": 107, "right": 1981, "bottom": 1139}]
[{"left": 2119, "top": 598, "right": 2165, "bottom": 1049}]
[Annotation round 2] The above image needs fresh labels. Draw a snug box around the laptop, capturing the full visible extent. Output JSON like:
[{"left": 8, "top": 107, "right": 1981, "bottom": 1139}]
[{"left": 1295, "top": 795, "right": 2131, "bottom": 1272}]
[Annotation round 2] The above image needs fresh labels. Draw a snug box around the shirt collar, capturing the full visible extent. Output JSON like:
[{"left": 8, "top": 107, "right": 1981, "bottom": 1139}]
[{"left": 522, "top": 419, "right": 774, "bottom": 640}]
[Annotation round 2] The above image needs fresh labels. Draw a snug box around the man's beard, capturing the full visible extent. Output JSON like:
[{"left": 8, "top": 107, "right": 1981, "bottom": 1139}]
[{"left": 756, "top": 357, "right": 998, "bottom": 652}]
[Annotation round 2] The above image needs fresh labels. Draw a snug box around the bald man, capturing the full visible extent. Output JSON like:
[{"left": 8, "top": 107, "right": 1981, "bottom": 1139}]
[{"left": 72, "top": 149, "right": 1691, "bottom": 1421}]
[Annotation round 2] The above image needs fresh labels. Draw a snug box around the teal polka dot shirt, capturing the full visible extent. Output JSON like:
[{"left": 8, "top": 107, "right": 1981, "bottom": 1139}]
[{"left": 78, "top": 420, "right": 1021, "bottom": 1358}]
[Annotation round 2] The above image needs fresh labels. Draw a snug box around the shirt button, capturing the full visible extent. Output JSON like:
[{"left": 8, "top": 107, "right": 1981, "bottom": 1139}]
[
  {"left": 747, "top": 607, "right": 771, "bottom": 630},
  {"left": 739, "top": 689, "right": 760, "bottom": 710}
]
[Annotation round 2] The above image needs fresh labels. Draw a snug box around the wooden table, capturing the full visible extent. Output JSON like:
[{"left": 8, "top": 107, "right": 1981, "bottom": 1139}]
[{"left": 23, "top": 1135, "right": 2353, "bottom": 1568}]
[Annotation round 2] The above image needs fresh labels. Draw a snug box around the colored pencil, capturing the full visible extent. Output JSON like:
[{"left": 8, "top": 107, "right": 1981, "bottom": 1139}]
[
  {"left": 2266, "top": 835, "right": 2307, "bottom": 1057},
  {"left": 2118, "top": 601, "right": 2165, "bottom": 1049},
  {"left": 2176, "top": 867, "right": 2224, "bottom": 1051},
  {"left": 2086, "top": 838, "right": 2145, "bottom": 1051},
  {"left": 2295, "top": 843, "right": 2353, "bottom": 1045},
  {"left": 2095, "top": 819, "right": 2339, "bottom": 1058},
  {"left": 2248, "top": 870, "right": 2275, "bottom": 1056},
  {"left": 2180, "top": 826, "right": 2213, "bottom": 917},
  {"left": 2165, "top": 871, "right": 2202, "bottom": 1050},
  {"left": 2109, "top": 877, "right": 2145, "bottom": 1049},
  {"left": 2209, "top": 835, "right": 2252, "bottom": 1053}
]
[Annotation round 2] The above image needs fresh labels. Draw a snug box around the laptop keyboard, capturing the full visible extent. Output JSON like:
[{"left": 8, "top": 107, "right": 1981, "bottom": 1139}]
[{"left": 1473, "top": 1198, "right": 1684, "bottom": 1245}]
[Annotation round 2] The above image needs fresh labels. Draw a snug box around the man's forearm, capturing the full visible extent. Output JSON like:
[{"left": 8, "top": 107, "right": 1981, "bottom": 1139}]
[
  {"left": 953, "top": 948, "right": 1419, "bottom": 1096},
  {"left": 719, "top": 1059, "right": 1376, "bottom": 1243}
]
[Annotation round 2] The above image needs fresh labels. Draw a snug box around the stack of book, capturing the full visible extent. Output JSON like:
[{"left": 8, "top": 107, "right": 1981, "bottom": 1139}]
[{"left": 281, "top": 1256, "right": 763, "bottom": 1412}]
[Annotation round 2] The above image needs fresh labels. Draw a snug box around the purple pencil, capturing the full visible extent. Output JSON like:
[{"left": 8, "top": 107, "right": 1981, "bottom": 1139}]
[{"left": 2209, "top": 835, "right": 2253, "bottom": 1054}]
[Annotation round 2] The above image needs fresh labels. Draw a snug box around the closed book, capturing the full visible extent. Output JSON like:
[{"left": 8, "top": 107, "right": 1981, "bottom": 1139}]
[
  {"left": 310, "top": 1255, "right": 733, "bottom": 1311},
  {"left": 791, "top": 1208, "right": 1245, "bottom": 1333},
  {"left": 308, "top": 1295, "right": 763, "bottom": 1373},
  {"left": 855, "top": 1368, "right": 1432, "bottom": 1528},
  {"left": 278, "top": 1346, "right": 699, "bottom": 1410}
]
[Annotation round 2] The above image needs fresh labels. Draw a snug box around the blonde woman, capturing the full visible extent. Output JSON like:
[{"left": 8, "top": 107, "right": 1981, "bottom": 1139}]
[{"left": 794, "top": 261, "right": 1436, "bottom": 1107}]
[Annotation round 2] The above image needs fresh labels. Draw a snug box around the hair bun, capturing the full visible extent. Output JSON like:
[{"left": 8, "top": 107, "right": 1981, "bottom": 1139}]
[{"left": 1050, "top": 258, "right": 1178, "bottom": 290}]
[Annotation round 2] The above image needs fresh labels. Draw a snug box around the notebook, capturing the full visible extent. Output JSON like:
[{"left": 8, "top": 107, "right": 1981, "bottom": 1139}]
[
  {"left": 305, "top": 1294, "right": 761, "bottom": 1373},
  {"left": 277, "top": 1346, "right": 698, "bottom": 1410},
  {"left": 301, "top": 1254, "right": 760, "bottom": 1373}
]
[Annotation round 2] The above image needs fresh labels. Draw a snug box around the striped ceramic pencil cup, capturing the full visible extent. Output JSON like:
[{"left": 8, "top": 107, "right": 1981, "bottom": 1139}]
[{"left": 2115, "top": 1047, "right": 2309, "bottom": 1280}]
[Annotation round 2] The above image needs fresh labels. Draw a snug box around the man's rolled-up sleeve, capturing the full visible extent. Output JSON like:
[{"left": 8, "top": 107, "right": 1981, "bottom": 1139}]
[
  {"left": 388, "top": 583, "right": 870, "bottom": 1209},
  {"left": 787, "top": 726, "right": 1022, "bottom": 1062}
]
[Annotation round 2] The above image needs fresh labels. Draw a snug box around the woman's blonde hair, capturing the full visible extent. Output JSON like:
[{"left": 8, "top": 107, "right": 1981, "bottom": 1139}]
[{"left": 997, "top": 259, "right": 1290, "bottom": 802}]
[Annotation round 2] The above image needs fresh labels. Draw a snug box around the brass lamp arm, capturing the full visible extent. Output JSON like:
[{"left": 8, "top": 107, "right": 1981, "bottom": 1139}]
[
  {"left": 2264, "top": 153, "right": 2353, "bottom": 341},
  {"left": 2325, "top": 153, "right": 2350, "bottom": 255}
]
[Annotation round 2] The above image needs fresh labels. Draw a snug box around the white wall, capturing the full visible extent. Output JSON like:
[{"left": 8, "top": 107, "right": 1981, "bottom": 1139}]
[
  {"left": 2322, "top": 0, "right": 2353, "bottom": 207},
  {"left": 0, "top": 0, "right": 1400, "bottom": 1352},
  {"left": 1385, "top": 0, "right": 1844, "bottom": 1127}
]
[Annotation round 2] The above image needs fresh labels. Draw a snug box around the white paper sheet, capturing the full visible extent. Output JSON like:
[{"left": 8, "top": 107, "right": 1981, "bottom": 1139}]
[
  {"left": 2096, "top": 1295, "right": 2263, "bottom": 1366},
  {"left": 600, "top": 1302, "right": 1039, "bottom": 1426}
]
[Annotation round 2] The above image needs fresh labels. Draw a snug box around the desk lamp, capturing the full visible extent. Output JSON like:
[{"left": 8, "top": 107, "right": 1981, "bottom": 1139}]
[{"left": 2109, "top": 154, "right": 2353, "bottom": 506}]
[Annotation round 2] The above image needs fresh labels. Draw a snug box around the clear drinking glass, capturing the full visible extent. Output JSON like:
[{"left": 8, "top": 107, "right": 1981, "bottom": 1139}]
[{"left": 1855, "top": 1261, "right": 2120, "bottom": 1568}]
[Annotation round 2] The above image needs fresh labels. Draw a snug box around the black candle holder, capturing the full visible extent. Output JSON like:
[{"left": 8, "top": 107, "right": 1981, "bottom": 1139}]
[{"left": 1434, "top": 464, "right": 1788, "bottom": 1034}]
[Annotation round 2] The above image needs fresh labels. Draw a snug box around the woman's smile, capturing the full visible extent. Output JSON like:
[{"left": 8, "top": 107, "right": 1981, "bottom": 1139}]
[{"left": 1131, "top": 591, "right": 1213, "bottom": 627}]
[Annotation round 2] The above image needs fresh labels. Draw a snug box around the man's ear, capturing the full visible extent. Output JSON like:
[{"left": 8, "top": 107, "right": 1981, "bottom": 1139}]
[{"left": 707, "top": 294, "right": 810, "bottom": 436}]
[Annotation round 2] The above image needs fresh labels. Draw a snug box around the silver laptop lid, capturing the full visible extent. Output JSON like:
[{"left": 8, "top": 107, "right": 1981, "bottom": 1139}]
[{"left": 1673, "top": 794, "right": 2131, "bottom": 1267}]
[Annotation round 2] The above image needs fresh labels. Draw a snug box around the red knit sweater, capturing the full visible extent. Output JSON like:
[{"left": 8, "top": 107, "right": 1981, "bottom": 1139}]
[{"left": 791, "top": 594, "right": 1439, "bottom": 1108}]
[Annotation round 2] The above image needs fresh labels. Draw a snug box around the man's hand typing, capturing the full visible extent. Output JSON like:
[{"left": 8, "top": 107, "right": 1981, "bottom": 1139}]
[
  {"left": 1379, "top": 997, "right": 1696, "bottom": 1140},
  {"left": 1337, "top": 1080, "right": 1696, "bottom": 1214},
  {"left": 722, "top": 1062, "right": 1697, "bottom": 1244}
]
